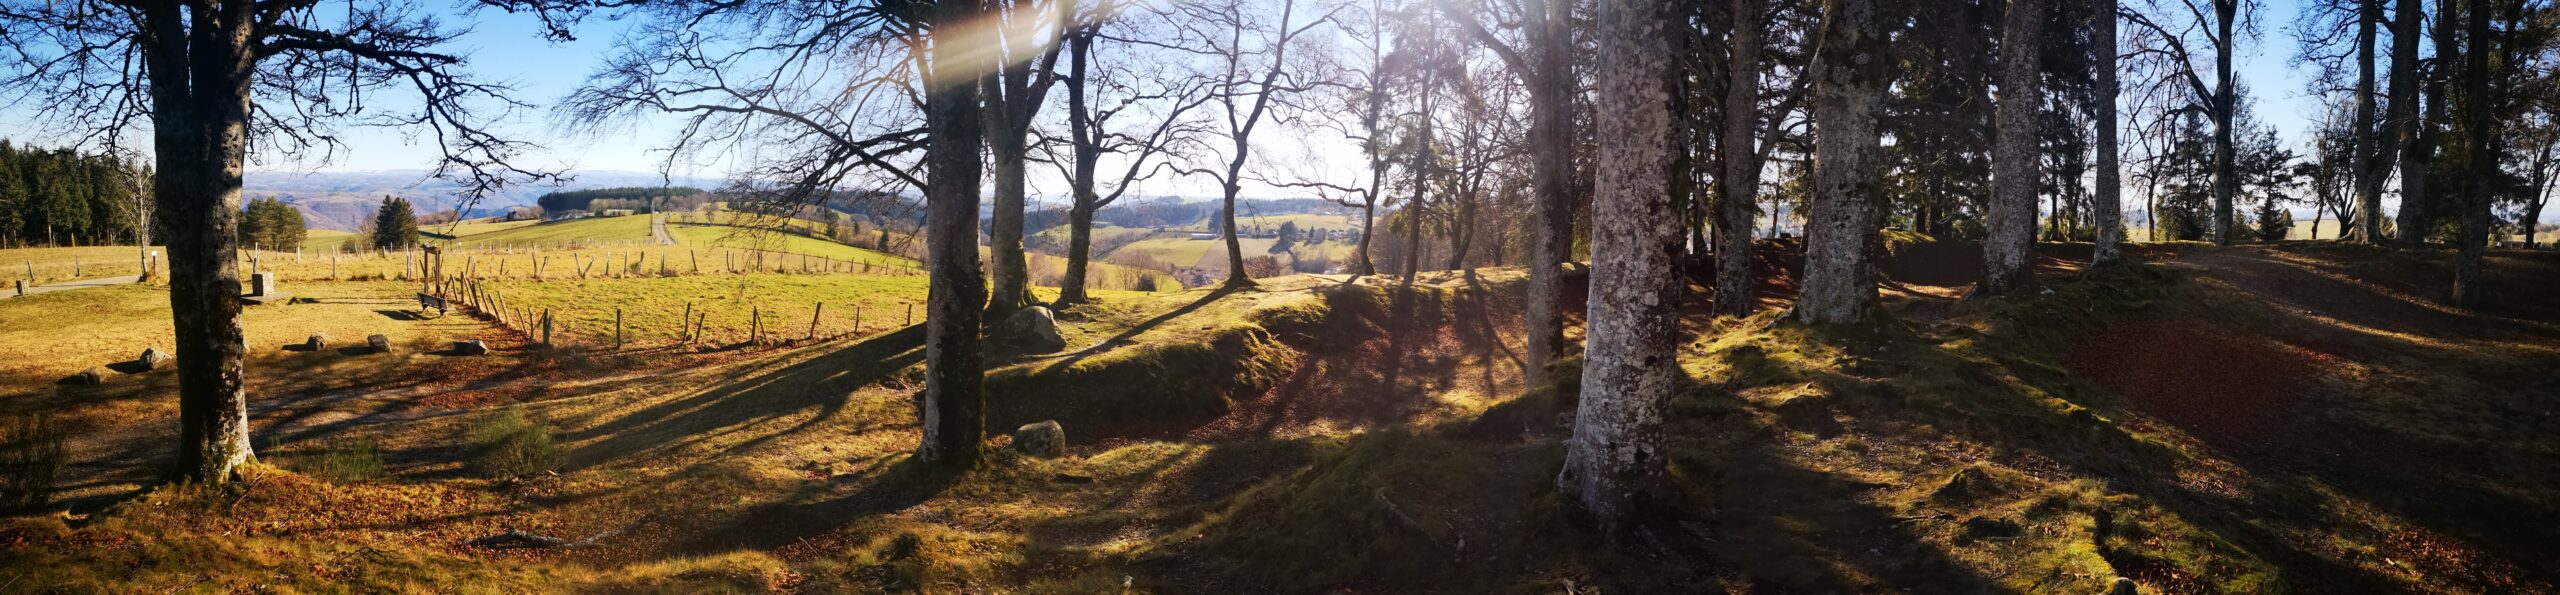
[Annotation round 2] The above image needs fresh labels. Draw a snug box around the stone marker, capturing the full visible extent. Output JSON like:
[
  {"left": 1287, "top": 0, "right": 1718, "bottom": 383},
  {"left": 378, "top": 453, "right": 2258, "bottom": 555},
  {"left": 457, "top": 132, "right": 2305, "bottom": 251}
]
[
  {"left": 1001, "top": 306, "right": 1067, "bottom": 353},
  {"left": 139, "top": 347, "right": 169, "bottom": 370},
  {"left": 12, "top": 279, "right": 22, "bottom": 297},
  {"left": 452, "top": 339, "right": 489, "bottom": 356},
  {"left": 304, "top": 333, "right": 328, "bottom": 351},
  {"left": 248, "top": 271, "right": 275, "bottom": 297},
  {"left": 367, "top": 334, "right": 391, "bottom": 354},
  {"left": 74, "top": 367, "right": 105, "bottom": 386},
  {"left": 1012, "top": 420, "right": 1065, "bottom": 458}
]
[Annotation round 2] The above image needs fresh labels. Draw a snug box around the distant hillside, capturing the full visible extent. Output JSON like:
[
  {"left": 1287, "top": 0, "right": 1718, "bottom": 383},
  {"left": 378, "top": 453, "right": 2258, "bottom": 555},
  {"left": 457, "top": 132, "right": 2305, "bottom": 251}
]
[{"left": 245, "top": 170, "right": 723, "bottom": 231}]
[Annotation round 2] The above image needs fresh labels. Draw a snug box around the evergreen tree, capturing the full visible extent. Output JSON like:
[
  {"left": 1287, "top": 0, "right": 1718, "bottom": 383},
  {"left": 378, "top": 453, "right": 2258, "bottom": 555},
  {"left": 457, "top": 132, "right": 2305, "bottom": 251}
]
[{"left": 371, "top": 196, "right": 419, "bottom": 250}]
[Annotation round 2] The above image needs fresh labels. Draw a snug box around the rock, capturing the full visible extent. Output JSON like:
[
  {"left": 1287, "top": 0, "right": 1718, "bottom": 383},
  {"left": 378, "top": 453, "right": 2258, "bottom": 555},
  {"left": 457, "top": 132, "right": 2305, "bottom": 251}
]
[
  {"left": 1000, "top": 306, "right": 1067, "bottom": 353},
  {"left": 304, "top": 333, "right": 328, "bottom": 351},
  {"left": 74, "top": 367, "right": 105, "bottom": 385},
  {"left": 367, "top": 334, "right": 392, "bottom": 353},
  {"left": 138, "top": 347, "right": 169, "bottom": 370},
  {"left": 452, "top": 340, "right": 489, "bottom": 356},
  {"left": 1011, "top": 420, "right": 1065, "bottom": 458},
  {"left": 2107, "top": 577, "right": 2139, "bottom": 595}
]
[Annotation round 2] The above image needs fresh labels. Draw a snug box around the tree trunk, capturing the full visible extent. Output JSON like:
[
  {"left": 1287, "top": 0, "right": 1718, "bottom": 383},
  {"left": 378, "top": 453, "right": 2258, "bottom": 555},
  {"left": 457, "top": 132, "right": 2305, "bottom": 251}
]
[
  {"left": 1560, "top": 0, "right": 1683, "bottom": 537},
  {"left": 2348, "top": 0, "right": 2385, "bottom": 243},
  {"left": 1520, "top": 0, "right": 1575, "bottom": 385},
  {"left": 1795, "top": 0, "right": 1888, "bottom": 324},
  {"left": 1714, "top": 0, "right": 1767, "bottom": 318},
  {"left": 2405, "top": 0, "right": 2453, "bottom": 243},
  {"left": 1979, "top": 0, "right": 2046, "bottom": 296},
  {"left": 2450, "top": 0, "right": 2489, "bottom": 309},
  {"left": 1058, "top": 205, "right": 1096, "bottom": 303},
  {"left": 148, "top": 4, "right": 257, "bottom": 484},
  {"left": 2211, "top": 0, "right": 2238, "bottom": 246},
  {"left": 2385, "top": 0, "right": 2424, "bottom": 244},
  {"left": 1059, "top": 27, "right": 1100, "bottom": 305},
  {"left": 918, "top": 0, "right": 990, "bottom": 469},
  {"left": 984, "top": 119, "right": 1032, "bottom": 315},
  {"left": 1403, "top": 83, "right": 1434, "bottom": 289},
  {"left": 2095, "top": 0, "right": 2124, "bottom": 265}
]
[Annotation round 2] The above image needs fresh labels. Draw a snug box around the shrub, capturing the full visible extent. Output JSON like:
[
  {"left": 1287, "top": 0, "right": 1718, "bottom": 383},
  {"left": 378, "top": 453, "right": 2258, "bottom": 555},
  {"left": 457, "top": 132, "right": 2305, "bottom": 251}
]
[
  {"left": 298, "top": 437, "right": 384, "bottom": 483},
  {"left": 465, "top": 407, "right": 561, "bottom": 479},
  {"left": 0, "top": 413, "right": 68, "bottom": 513}
]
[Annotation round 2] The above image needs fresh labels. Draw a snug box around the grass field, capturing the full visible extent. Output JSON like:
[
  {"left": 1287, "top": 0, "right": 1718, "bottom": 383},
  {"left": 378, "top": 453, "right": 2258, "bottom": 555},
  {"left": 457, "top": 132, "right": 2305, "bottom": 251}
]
[
  {"left": 1, "top": 246, "right": 146, "bottom": 284},
  {"left": 0, "top": 280, "right": 492, "bottom": 398},
  {"left": 452, "top": 214, "right": 655, "bottom": 249}
]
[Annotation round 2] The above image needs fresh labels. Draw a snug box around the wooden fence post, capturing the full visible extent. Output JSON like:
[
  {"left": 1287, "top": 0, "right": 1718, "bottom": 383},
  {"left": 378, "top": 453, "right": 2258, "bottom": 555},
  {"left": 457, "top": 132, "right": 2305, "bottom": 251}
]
[
  {"left": 809, "top": 302, "right": 823, "bottom": 340},
  {"left": 854, "top": 306, "right": 862, "bottom": 337},
  {"left": 682, "top": 302, "right": 694, "bottom": 343},
  {"left": 751, "top": 309, "right": 762, "bottom": 345},
  {"left": 615, "top": 308, "right": 624, "bottom": 350},
  {"left": 905, "top": 302, "right": 914, "bottom": 327},
  {"left": 542, "top": 309, "right": 554, "bottom": 347}
]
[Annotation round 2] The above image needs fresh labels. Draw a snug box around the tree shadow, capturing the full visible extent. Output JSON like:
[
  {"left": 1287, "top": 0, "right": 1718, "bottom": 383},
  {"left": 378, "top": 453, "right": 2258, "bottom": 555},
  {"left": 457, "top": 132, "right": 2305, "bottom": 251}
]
[{"left": 561, "top": 325, "right": 925, "bottom": 471}]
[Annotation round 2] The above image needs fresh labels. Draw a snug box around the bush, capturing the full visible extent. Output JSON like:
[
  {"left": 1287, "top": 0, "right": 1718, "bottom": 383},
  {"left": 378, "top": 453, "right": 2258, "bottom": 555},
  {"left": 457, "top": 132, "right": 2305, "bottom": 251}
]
[
  {"left": 465, "top": 407, "right": 561, "bottom": 479},
  {"left": 0, "top": 413, "right": 68, "bottom": 513},
  {"left": 297, "top": 437, "right": 384, "bottom": 483}
]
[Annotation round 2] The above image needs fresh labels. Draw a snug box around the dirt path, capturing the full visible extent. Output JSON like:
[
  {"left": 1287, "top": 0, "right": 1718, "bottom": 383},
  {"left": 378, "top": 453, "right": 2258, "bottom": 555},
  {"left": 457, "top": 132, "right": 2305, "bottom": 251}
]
[
  {"left": 650, "top": 213, "right": 676, "bottom": 245},
  {"left": 7, "top": 274, "right": 141, "bottom": 299}
]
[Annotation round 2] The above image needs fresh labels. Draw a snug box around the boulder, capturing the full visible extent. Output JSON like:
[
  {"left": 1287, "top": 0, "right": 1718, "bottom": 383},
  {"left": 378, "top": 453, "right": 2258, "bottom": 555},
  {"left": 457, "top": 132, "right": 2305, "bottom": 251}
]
[
  {"left": 304, "top": 333, "right": 328, "bottom": 351},
  {"left": 452, "top": 340, "right": 490, "bottom": 356},
  {"left": 1011, "top": 420, "right": 1065, "bottom": 458},
  {"left": 1000, "top": 306, "right": 1067, "bottom": 353},
  {"left": 366, "top": 334, "right": 392, "bottom": 354},
  {"left": 138, "top": 347, "right": 169, "bottom": 370},
  {"left": 74, "top": 367, "right": 105, "bottom": 386}
]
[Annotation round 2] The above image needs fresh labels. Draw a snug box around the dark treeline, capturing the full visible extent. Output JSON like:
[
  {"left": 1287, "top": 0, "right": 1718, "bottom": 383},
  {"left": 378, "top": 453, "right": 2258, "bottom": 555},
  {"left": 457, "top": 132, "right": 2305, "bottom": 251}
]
[
  {"left": 0, "top": 139, "right": 150, "bottom": 248},
  {"left": 533, "top": 186, "right": 706, "bottom": 214}
]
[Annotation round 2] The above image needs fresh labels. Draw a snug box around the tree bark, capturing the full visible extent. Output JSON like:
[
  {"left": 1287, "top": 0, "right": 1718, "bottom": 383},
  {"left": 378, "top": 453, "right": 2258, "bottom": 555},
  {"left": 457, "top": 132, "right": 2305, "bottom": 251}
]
[
  {"left": 2348, "top": 0, "right": 2386, "bottom": 243},
  {"left": 1520, "top": 0, "right": 1575, "bottom": 386},
  {"left": 1714, "top": 0, "right": 1767, "bottom": 318},
  {"left": 918, "top": 0, "right": 990, "bottom": 469},
  {"left": 149, "top": 3, "right": 258, "bottom": 484},
  {"left": 1560, "top": 0, "right": 1683, "bottom": 537},
  {"left": 1795, "top": 0, "right": 1889, "bottom": 325},
  {"left": 2094, "top": 0, "right": 2124, "bottom": 265},
  {"left": 1979, "top": 0, "right": 2046, "bottom": 296}
]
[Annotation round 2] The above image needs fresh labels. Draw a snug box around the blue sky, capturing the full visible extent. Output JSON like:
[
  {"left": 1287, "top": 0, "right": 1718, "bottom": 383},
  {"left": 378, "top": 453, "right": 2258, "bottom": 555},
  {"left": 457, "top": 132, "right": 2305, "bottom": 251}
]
[{"left": 0, "top": 1, "right": 2336, "bottom": 197}]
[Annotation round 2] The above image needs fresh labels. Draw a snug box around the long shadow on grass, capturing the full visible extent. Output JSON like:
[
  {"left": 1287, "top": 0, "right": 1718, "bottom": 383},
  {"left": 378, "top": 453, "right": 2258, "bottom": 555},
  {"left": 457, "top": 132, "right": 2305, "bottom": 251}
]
[{"left": 561, "top": 324, "right": 925, "bottom": 471}]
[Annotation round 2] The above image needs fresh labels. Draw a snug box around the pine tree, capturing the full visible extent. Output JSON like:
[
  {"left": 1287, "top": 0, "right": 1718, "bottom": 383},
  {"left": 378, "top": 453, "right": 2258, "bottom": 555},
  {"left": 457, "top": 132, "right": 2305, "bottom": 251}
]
[{"left": 372, "top": 196, "right": 419, "bottom": 250}]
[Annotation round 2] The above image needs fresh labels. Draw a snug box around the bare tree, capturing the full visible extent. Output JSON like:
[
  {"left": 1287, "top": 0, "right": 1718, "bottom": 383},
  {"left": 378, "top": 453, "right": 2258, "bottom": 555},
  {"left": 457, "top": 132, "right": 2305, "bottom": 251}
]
[
  {"left": 1168, "top": 0, "right": 1333, "bottom": 289},
  {"left": 1560, "top": 0, "right": 1683, "bottom": 536},
  {"left": 568, "top": 0, "right": 1000, "bottom": 467},
  {"left": 2123, "top": 0, "right": 2257, "bottom": 246},
  {"left": 983, "top": 0, "right": 1072, "bottom": 316},
  {"left": 0, "top": 0, "right": 587, "bottom": 484},
  {"left": 1443, "top": 0, "right": 1576, "bottom": 384},
  {"left": 1049, "top": 4, "right": 1209, "bottom": 304}
]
